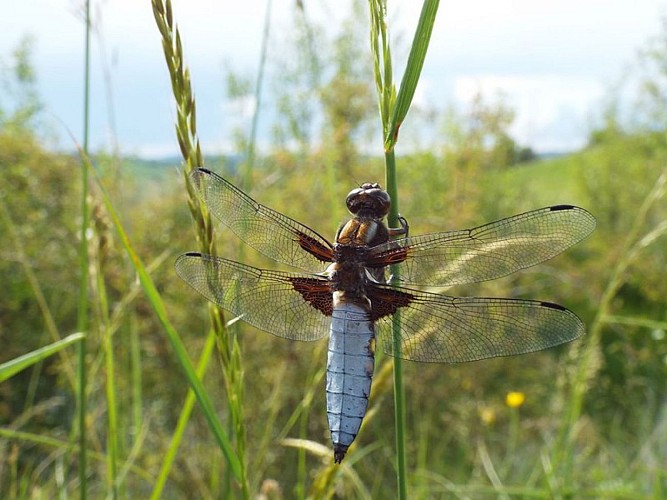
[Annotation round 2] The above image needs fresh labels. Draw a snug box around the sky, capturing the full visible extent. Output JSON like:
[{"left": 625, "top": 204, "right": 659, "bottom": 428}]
[{"left": 1, "top": 0, "right": 665, "bottom": 157}]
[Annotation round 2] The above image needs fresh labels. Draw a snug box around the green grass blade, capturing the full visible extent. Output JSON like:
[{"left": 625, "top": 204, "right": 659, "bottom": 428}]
[
  {"left": 96, "top": 267, "right": 119, "bottom": 497},
  {"left": 78, "top": 1, "right": 92, "bottom": 496},
  {"left": 0, "top": 333, "right": 85, "bottom": 383},
  {"left": 150, "top": 329, "right": 217, "bottom": 498},
  {"left": 603, "top": 315, "right": 667, "bottom": 330},
  {"left": 129, "top": 315, "right": 143, "bottom": 443},
  {"left": 0, "top": 428, "right": 155, "bottom": 484},
  {"left": 385, "top": 0, "right": 439, "bottom": 151},
  {"left": 0, "top": 197, "right": 77, "bottom": 388}
]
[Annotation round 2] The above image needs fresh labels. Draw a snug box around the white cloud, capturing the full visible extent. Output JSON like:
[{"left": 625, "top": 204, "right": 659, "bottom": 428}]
[{"left": 453, "top": 74, "right": 605, "bottom": 151}]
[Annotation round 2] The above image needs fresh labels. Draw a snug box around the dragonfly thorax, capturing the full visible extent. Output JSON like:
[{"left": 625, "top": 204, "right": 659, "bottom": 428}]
[{"left": 336, "top": 217, "right": 390, "bottom": 248}]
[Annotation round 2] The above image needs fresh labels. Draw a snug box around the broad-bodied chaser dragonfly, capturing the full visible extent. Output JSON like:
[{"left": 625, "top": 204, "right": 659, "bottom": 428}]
[{"left": 175, "top": 168, "right": 596, "bottom": 463}]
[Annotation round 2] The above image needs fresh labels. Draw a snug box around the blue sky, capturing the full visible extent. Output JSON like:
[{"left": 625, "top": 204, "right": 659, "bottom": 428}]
[{"left": 2, "top": 0, "right": 665, "bottom": 157}]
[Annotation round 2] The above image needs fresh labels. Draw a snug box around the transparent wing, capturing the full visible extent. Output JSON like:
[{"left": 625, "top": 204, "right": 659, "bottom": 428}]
[
  {"left": 190, "top": 168, "right": 334, "bottom": 272},
  {"left": 372, "top": 286, "right": 584, "bottom": 363},
  {"left": 175, "top": 253, "right": 331, "bottom": 341},
  {"left": 369, "top": 205, "right": 596, "bottom": 287}
]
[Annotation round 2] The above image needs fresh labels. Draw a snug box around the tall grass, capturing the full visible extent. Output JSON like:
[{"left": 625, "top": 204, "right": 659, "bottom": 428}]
[
  {"left": 79, "top": 149, "right": 246, "bottom": 494},
  {"left": 554, "top": 167, "right": 667, "bottom": 494}
]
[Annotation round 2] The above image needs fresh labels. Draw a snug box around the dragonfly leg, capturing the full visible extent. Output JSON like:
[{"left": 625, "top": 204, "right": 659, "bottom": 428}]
[{"left": 388, "top": 215, "right": 409, "bottom": 239}]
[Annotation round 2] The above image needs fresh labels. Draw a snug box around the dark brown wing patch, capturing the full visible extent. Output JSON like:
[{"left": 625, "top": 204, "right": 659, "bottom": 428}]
[
  {"left": 290, "top": 277, "right": 334, "bottom": 316},
  {"left": 367, "top": 286, "right": 415, "bottom": 321},
  {"left": 366, "top": 246, "right": 410, "bottom": 268}
]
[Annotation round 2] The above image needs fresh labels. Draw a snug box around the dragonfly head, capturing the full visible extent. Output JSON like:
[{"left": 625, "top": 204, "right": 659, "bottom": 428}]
[{"left": 346, "top": 182, "right": 391, "bottom": 219}]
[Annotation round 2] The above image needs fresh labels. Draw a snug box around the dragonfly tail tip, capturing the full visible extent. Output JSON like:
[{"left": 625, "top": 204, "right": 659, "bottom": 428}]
[{"left": 333, "top": 445, "right": 348, "bottom": 464}]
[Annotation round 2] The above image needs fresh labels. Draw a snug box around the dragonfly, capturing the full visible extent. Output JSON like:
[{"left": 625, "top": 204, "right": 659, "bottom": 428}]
[{"left": 175, "top": 168, "right": 596, "bottom": 463}]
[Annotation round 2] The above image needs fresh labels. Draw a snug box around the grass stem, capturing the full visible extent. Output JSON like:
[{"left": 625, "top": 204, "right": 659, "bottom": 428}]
[{"left": 77, "top": 1, "right": 92, "bottom": 497}]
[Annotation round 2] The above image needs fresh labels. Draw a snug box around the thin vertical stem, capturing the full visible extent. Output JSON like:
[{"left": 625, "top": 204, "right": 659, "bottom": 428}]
[
  {"left": 77, "top": 1, "right": 91, "bottom": 498},
  {"left": 384, "top": 149, "right": 407, "bottom": 499},
  {"left": 130, "top": 315, "right": 142, "bottom": 438},
  {"left": 369, "top": 3, "right": 407, "bottom": 494},
  {"left": 98, "top": 270, "right": 118, "bottom": 498}
]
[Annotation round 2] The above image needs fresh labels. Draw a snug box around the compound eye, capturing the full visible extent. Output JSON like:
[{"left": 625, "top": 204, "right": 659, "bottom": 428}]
[
  {"left": 345, "top": 188, "right": 364, "bottom": 211},
  {"left": 368, "top": 190, "right": 390, "bottom": 217},
  {"left": 346, "top": 184, "right": 391, "bottom": 217}
]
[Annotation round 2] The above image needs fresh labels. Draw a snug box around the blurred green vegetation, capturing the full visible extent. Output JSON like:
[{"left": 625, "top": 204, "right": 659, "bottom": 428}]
[{"left": 1, "top": 7, "right": 667, "bottom": 499}]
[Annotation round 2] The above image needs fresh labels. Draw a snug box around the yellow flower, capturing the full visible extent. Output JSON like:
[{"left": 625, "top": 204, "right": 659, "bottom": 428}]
[{"left": 505, "top": 391, "right": 526, "bottom": 408}]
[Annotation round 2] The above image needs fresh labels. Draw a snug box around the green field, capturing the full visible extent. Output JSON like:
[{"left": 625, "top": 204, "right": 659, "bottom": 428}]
[{"left": 2, "top": 126, "right": 665, "bottom": 498}]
